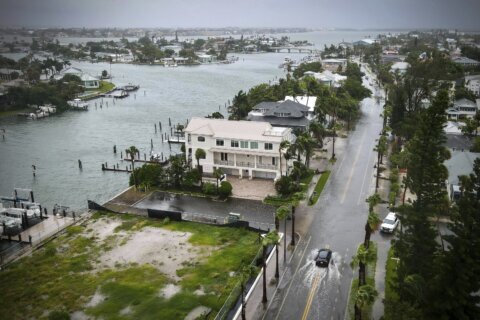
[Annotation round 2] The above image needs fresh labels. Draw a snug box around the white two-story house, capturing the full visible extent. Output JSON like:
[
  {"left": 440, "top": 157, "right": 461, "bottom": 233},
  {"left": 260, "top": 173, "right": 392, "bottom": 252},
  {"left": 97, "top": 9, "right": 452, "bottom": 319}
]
[{"left": 184, "top": 118, "right": 294, "bottom": 180}]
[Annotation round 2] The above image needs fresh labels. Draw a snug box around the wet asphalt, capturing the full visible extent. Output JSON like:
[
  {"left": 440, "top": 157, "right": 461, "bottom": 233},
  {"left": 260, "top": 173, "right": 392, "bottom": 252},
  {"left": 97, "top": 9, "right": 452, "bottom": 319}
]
[{"left": 262, "top": 68, "right": 386, "bottom": 320}]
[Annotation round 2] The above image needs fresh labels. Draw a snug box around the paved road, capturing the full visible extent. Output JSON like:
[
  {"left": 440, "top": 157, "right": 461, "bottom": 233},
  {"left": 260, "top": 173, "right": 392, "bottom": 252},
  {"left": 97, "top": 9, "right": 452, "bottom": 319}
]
[{"left": 262, "top": 68, "right": 385, "bottom": 320}]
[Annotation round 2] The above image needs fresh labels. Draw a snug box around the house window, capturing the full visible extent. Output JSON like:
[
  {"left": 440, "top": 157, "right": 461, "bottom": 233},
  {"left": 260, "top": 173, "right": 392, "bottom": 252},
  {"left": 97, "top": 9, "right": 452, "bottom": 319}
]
[
  {"left": 198, "top": 136, "right": 205, "bottom": 142},
  {"left": 221, "top": 153, "right": 228, "bottom": 161},
  {"left": 250, "top": 141, "right": 258, "bottom": 149},
  {"left": 188, "top": 134, "right": 191, "bottom": 143},
  {"left": 240, "top": 141, "right": 249, "bottom": 149},
  {"left": 216, "top": 139, "right": 224, "bottom": 146},
  {"left": 272, "top": 157, "right": 277, "bottom": 165},
  {"left": 264, "top": 143, "right": 273, "bottom": 150},
  {"left": 231, "top": 140, "right": 239, "bottom": 148}
]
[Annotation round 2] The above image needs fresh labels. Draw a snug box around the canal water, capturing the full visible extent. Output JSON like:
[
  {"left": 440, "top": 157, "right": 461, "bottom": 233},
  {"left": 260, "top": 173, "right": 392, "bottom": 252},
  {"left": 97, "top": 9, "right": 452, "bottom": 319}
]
[{"left": 0, "top": 31, "right": 388, "bottom": 211}]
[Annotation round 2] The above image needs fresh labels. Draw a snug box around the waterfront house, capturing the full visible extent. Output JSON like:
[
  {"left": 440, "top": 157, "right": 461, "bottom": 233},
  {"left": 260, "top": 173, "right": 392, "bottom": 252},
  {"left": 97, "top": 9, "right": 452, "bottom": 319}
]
[
  {"left": 390, "top": 62, "right": 410, "bottom": 75},
  {"left": 197, "top": 54, "right": 217, "bottom": 63},
  {"left": 247, "top": 100, "right": 310, "bottom": 130},
  {"left": 284, "top": 95, "right": 317, "bottom": 119},
  {"left": 446, "top": 99, "right": 479, "bottom": 120},
  {"left": 55, "top": 67, "right": 100, "bottom": 89},
  {"left": 184, "top": 118, "right": 294, "bottom": 180}
]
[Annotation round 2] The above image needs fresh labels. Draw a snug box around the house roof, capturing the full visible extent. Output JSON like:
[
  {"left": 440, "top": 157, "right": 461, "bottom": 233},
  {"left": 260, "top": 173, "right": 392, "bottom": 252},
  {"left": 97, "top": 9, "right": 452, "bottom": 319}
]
[
  {"left": 445, "top": 150, "right": 478, "bottom": 185},
  {"left": 444, "top": 134, "right": 473, "bottom": 150},
  {"left": 391, "top": 62, "right": 410, "bottom": 71},
  {"left": 454, "top": 98, "right": 477, "bottom": 108},
  {"left": 61, "top": 67, "right": 83, "bottom": 75},
  {"left": 248, "top": 115, "right": 310, "bottom": 128},
  {"left": 184, "top": 117, "right": 290, "bottom": 142},
  {"left": 80, "top": 74, "right": 99, "bottom": 81},
  {"left": 251, "top": 100, "right": 309, "bottom": 118},
  {"left": 284, "top": 96, "right": 317, "bottom": 111}
]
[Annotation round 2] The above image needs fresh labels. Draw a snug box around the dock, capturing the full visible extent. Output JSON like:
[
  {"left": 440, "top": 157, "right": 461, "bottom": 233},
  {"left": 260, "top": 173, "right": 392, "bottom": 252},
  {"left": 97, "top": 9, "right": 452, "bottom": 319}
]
[{"left": 102, "top": 163, "right": 132, "bottom": 173}]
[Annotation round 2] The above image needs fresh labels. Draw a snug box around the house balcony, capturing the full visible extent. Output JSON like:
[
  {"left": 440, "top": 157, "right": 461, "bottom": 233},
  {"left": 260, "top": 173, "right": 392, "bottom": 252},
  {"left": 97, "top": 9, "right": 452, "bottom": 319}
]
[
  {"left": 256, "top": 163, "right": 277, "bottom": 170},
  {"left": 236, "top": 161, "right": 256, "bottom": 168},
  {"left": 213, "top": 159, "right": 235, "bottom": 166}
]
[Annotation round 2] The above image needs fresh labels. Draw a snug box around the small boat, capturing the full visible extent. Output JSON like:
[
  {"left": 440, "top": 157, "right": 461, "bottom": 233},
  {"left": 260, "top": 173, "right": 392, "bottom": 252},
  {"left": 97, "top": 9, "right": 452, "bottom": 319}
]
[
  {"left": 68, "top": 99, "right": 89, "bottom": 111},
  {"left": 121, "top": 83, "right": 140, "bottom": 91},
  {"left": 112, "top": 90, "right": 129, "bottom": 99}
]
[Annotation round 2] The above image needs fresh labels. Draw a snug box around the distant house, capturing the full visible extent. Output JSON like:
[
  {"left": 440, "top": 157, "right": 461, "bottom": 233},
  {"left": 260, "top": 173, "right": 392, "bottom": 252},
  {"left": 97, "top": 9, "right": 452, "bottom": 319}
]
[
  {"left": 197, "top": 54, "right": 217, "bottom": 63},
  {"left": 446, "top": 98, "right": 479, "bottom": 120},
  {"left": 184, "top": 117, "right": 294, "bottom": 180},
  {"left": 322, "top": 58, "right": 347, "bottom": 72},
  {"left": 445, "top": 150, "right": 478, "bottom": 202},
  {"left": 0, "top": 68, "right": 23, "bottom": 81},
  {"left": 247, "top": 100, "right": 310, "bottom": 130},
  {"left": 304, "top": 70, "right": 346, "bottom": 88},
  {"left": 390, "top": 62, "right": 410, "bottom": 75},
  {"left": 465, "top": 75, "right": 480, "bottom": 96},
  {"left": 353, "top": 39, "right": 378, "bottom": 46},
  {"left": 451, "top": 56, "right": 480, "bottom": 68},
  {"left": 55, "top": 67, "right": 100, "bottom": 89}
]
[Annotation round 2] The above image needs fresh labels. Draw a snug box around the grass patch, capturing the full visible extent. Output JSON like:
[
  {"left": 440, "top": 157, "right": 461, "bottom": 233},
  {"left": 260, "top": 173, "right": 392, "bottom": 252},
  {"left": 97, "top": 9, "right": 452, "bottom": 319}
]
[
  {"left": 347, "top": 242, "right": 378, "bottom": 320},
  {"left": 309, "top": 170, "right": 331, "bottom": 206},
  {"left": 0, "top": 107, "right": 30, "bottom": 118},
  {"left": 0, "top": 213, "right": 260, "bottom": 319}
]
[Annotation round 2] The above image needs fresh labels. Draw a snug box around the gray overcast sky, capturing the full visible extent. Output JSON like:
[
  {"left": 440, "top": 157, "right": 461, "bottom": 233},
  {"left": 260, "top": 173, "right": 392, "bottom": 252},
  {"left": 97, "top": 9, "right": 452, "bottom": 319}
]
[{"left": 1, "top": 0, "right": 479, "bottom": 30}]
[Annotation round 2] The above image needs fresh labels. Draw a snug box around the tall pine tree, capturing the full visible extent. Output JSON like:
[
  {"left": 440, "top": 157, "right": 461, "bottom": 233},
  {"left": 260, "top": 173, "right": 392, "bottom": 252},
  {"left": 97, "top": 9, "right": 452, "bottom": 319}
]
[{"left": 394, "top": 89, "right": 450, "bottom": 317}]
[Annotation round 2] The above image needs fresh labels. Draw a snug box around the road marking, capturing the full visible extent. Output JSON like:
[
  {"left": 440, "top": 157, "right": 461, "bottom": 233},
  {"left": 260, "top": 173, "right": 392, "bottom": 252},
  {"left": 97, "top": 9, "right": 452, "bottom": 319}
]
[
  {"left": 274, "top": 235, "right": 312, "bottom": 320},
  {"left": 341, "top": 129, "right": 367, "bottom": 204},
  {"left": 357, "top": 140, "right": 377, "bottom": 205},
  {"left": 301, "top": 273, "right": 321, "bottom": 320}
]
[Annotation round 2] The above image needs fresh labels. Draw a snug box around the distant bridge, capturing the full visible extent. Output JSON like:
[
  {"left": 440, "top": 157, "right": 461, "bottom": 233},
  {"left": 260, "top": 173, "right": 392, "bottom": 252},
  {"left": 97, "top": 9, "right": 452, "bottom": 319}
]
[{"left": 270, "top": 47, "right": 320, "bottom": 54}]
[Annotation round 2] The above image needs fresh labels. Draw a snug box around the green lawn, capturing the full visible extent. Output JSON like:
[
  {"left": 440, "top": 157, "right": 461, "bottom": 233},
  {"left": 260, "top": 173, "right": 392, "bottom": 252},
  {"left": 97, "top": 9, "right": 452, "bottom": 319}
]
[
  {"left": 0, "top": 212, "right": 260, "bottom": 319},
  {"left": 347, "top": 242, "right": 378, "bottom": 320},
  {"left": 309, "top": 170, "right": 331, "bottom": 206}
]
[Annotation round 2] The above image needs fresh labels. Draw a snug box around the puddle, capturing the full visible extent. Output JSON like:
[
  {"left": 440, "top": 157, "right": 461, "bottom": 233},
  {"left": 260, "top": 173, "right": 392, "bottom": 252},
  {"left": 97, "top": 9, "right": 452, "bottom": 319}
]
[
  {"left": 120, "top": 305, "right": 132, "bottom": 315},
  {"left": 85, "top": 289, "right": 105, "bottom": 307},
  {"left": 301, "top": 250, "right": 342, "bottom": 287},
  {"left": 159, "top": 283, "right": 181, "bottom": 299},
  {"left": 184, "top": 306, "right": 211, "bottom": 320}
]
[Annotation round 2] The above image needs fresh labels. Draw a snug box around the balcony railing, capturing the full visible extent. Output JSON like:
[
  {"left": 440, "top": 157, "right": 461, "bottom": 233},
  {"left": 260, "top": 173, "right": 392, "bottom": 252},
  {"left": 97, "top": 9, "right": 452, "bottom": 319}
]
[
  {"left": 213, "top": 159, "right": 235, "bottom": 166},
  {"left": 256, "top": 163, "right": 277, "bottom": 170},
  {"left": 236, "top": 161, "right": 256, "bottom": 168}
]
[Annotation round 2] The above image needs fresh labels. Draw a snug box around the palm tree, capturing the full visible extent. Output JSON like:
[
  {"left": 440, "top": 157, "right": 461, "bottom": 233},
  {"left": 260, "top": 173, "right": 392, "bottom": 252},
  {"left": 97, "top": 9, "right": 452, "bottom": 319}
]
[
  {"left": 262, "top": 230, "right": 280, "bottom": 303},
  {"left": 126, "top": 146, "right": 139, "bottom": 187},
  {"left": 275, "top": 205, "right": 290, "bottom": 277},
  {"left": 239, "top": 264, "right": 257, "bottom": 320},
  {"left": 279, "top": 140, "right": 291, "bottom": 177},
  {"left": 350, "top": 244, "right": 376, "bottom": 287},
  {"left": 365, "top": 193, "right": 381, "bottom": 249},
  {"left": 353, "top": 284, "right": 378, "bottom": 320},
  {"left": 290, "top": 192, "right": 305, "bottom": 246},
  {"left": 309, "top": 120, "right": 326, "bottom": 149},
  {"left": 297, "top": 133, "right": 316, "bottom": 169},
  {"left": 195, "top": 148, "right": 206, "bottom": 180}
]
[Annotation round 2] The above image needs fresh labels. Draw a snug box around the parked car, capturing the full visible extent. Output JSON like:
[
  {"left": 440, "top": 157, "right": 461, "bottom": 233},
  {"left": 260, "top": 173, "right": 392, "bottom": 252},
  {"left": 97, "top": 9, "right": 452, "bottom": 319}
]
[
  {"left": 315, "top": 248, "right": 332, "bottom": 267},
  {"left": 381, "top": 212, "right": 399, "bottom": 233}
]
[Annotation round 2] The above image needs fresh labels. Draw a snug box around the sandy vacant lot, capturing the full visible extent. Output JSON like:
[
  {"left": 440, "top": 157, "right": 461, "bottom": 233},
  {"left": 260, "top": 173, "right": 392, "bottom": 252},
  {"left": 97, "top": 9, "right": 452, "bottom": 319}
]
[{"left": 85, "top": 217, "right": 210, "bottom": 280}]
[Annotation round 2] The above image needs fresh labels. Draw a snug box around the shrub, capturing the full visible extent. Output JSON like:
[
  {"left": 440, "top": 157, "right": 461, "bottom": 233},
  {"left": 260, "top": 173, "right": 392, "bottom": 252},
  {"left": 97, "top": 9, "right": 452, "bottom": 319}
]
[
  {"left": 390, "top": 168, "right": 399, "bottom": 183},
  {"left": 471, "top": 136, "right": 480, "bottom": 153},
  {"left": 275, "top": 176, "right": 300, "bottom": 197},
  {"left": 48, "top": 310, "right": 70, "bottom": 320},
  {"left": 218, "top": 181, "right": 233, "bottom": 199},
  {"left": 202, "top": 182, "right": 217, "bottom": 196}
]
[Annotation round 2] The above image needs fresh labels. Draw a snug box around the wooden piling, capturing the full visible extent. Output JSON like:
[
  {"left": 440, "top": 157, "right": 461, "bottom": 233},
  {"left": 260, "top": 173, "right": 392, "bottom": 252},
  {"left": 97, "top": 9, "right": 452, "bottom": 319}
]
[
  {"left": 78, "top": 159, "right": 82, "bottom": 169},
  {"left": 113, "top": 145, "right": 117, "bottom": 154}
]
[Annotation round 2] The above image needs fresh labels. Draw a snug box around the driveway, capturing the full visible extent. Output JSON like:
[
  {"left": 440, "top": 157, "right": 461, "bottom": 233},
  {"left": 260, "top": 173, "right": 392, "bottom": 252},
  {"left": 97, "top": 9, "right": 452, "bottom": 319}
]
[{"left": 227, "top": 176, "right": 276, "bottom": 201}]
